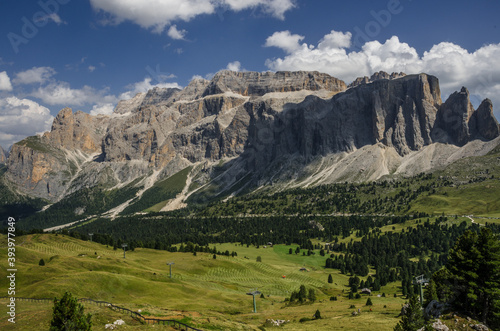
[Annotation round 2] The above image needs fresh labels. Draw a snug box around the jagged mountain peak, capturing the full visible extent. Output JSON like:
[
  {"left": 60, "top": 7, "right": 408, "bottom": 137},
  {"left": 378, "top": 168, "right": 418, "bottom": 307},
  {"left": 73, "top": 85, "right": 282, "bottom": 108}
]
[
  {"left": 348, "top": 71, "right": 407, "bottom": 88},
  {"left": 4, "top": 70, "right": 500, "bottom": 205}
]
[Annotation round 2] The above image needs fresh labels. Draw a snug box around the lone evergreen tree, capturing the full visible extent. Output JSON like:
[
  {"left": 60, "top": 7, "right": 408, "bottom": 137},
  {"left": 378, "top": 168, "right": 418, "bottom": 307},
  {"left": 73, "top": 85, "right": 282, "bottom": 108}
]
[
  {"left": 50, "top": 292, "right": 92, "bottom": 331},
  {"left": 366, "top": 297, "right": 373, "bottom": 306},
  {"left": 328, "top": 274, "right": 333, "bottom": 283},
  {"left": 423, "top": 279, "right": 437, "bottom": 305},
  {"left": 393, "top": 295, "right": 425, "bottom": 331},
  {"left": 39, "top": 258, "right": 45, "bottom": 266},
  {"left": 298, "top": 285, "right": 307, "bottom": 303},
  {"left": 308, "top": 289, "right": 316, "bottom": 302},
  {"left": 314, "top": 309, "right": 322, "bottom": 319}
]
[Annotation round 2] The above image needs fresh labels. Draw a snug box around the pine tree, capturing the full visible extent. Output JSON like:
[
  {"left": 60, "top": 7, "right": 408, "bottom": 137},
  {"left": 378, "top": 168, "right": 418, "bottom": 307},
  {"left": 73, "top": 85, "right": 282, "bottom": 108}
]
[
  {"left": 314, "top": 309, "right": 322, "bottom": 319},
  {"left": 366, "top": 298, "right": 373, "bottom": 306},
  {"left": 298, "top": 285, "right": 307, "bottom": 303},
  {"left": 393, "top": 295, "right": 425, "bottom": 331},
  {"left": 50, "top": 292, "right": 92, "bottom": 331},
  {"left": 308, "top": 289, "right": 316, "bottom": 302},
  {"left": 328, "top": 274, "right": 333, "bottom": 284},
  {"left": 39, "top": 259, "right": 45, "bottom": 266},
  {"left": 435, "top": 227, "right": 500, "bottom": 328},
  {"left": 423, "top": 279, "right": 437, "bottom": 305}
]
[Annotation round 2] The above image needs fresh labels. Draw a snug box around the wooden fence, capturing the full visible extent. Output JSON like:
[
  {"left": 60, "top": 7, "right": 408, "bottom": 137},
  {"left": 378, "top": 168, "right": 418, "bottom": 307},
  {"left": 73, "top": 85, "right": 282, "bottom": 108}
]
[{"left": 0, "top": 296, "right": 203, "bottom": 330}]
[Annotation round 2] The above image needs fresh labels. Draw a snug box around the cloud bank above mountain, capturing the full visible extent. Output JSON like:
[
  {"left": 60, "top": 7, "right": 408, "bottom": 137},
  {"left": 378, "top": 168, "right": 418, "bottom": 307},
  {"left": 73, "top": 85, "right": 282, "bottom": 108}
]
[{"left": 265, "top": 30, "right": 500, "bottom": 117}]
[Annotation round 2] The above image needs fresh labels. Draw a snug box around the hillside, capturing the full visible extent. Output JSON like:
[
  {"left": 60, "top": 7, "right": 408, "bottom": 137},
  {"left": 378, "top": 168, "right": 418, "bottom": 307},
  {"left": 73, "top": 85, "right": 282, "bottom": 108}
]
[
  {"left": 2, "top": 214, "right": 497, "bottom": 331},
  {"left": 0, "top": 233, "right": 406, "bottom": 330}
]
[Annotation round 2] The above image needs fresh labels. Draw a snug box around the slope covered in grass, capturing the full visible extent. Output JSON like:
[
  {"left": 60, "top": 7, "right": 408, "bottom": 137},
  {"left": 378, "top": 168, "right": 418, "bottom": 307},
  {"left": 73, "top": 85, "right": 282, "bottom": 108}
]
[{"left": 0, "top": 233, "right": 408, "bottom": 330}]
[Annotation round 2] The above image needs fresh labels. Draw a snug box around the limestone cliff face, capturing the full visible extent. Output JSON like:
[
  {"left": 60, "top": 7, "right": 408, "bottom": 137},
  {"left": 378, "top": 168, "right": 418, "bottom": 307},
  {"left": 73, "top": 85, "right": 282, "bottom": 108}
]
[
  {"left": 469, "top": 98, "right": 500, "bottom": 141},
  {"left": 4, "top": 70, "right": 499, "bottom": 202},
  {"left": 6, "top": 137, "right": 76, "bottom": 199},
  {"left": 43, "top": 108, "right": 106, "bottom": 153},
  {"left": 247, "top": 73, "right": 442, "bottom": 168},
  {"left": 348, "top": 71, "right": 407, "bottom": 88},
  {"left": 203, "top": 70, "right": 347, "bottom": 96},
  {"left": 432, "top": 88, "right": 500, "bottom": 146}
]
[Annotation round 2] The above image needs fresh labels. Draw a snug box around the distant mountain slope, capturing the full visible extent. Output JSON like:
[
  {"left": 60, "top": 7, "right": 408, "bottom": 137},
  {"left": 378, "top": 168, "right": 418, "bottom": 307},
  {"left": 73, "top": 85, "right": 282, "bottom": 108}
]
[{"left": 2, "top": 70, "right": 499, "bottom": 222}]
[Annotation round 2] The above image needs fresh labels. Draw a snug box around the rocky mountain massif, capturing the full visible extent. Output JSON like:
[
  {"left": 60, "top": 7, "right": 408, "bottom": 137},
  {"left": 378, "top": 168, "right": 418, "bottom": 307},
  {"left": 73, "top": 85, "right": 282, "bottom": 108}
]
[{"left": 3, "top": 70, "right": 500, "bottom": 215}]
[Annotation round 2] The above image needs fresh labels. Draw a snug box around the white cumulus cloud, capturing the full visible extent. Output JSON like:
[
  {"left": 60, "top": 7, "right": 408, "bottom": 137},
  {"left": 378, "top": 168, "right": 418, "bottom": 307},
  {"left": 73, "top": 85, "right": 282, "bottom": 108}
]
[
  {"left": 90, "top": 103, "right": 115, "bottom": 116},
  {"left": 89, "top": 0, "right": 295, "bottom": 34},
  {"left": 226, "top": 61, "right": 242, "bottom": 72},
  {"left": 318, "top": 30, "right": 352, "bottom": 50},
  {"left": 0, "top": 97, "right": 54, "bottom": 148},
  {"left": 13, "top": 67, "right": 57, "bottom": 85},
  {"left": 31, "top": 81, "right": 117, "bottom": 106},
  {"left": 265, "top": 30, "right": 304, "bottom": 53},
  {"left": 0, "top": 72, "right": 13, "bottom": 91},
  {"left": 167, "top": 25, "right": 187, "bottom": 40},
  {"left": 265, "top": 30, "right": 500, "bottom": 119}
]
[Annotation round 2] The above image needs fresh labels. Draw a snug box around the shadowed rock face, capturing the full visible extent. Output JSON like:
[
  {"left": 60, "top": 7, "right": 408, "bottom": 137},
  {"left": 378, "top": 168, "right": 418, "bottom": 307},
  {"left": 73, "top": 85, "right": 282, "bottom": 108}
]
[
  {"left": 432, "top": 88, "right": 500, "bottom": 146},
  {"left": 470, "top": 98, "right": 500, "bottom": 141},
  {"left": 245, "top": 73, "right": 442, "bottom": 172},
  {"left": 4, "top": 70, "right": 500, "bottom": 201}
]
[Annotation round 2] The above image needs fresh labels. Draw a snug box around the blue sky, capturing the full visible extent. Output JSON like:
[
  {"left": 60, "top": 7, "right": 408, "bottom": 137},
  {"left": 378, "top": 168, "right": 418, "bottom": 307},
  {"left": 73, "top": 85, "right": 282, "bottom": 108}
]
[{"left": 0, "top": 0, "right": 499, "bottom": 149}]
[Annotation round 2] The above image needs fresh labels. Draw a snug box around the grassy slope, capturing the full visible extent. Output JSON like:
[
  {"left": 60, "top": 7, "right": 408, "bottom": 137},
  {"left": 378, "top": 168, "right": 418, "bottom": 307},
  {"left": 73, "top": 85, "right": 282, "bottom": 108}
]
[
  {"left": 123, "top": 166, "right": 192, "bottom": 214},
  {"left": 410, "top": 145, "right": 500, "bottom": 217},
  {"left": 0, "top": 234, "right": 407, "bottom": 330}
]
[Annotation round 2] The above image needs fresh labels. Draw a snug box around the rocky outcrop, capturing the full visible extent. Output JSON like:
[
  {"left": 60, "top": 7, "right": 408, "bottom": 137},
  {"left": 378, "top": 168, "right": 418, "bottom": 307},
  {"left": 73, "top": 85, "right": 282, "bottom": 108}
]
[
  {"left": 4, "top": 70, "right": 499, "bottom": 202},
  {"left": 433, "top": 87, "right": 475, "bottom": 146},
  {"left": 469, "top": 98, "right": 500, "bottom": 140},
  {"left": 203, "top": 70, "right": 346, "bottom": 97},
  {"left": 247, "top": 73, "right": 441, "bottom": 165},
  {"left": 418, "top": 319, "right": 449, "bottom": 331},
  {"left": 348, "top": 71, "right": 406, "bottom": 88},
  {"left": 42, "top": 108, "right": 107, "bottom": 153},
  {"left": 433, "top": 88, "right": 500, "bottom": 146},
  {"left": 6, "top": 137, "right": 76, "bottom": 199},
  {"left": 425, "top": 300, "right": 449, "bottom": 319}
]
